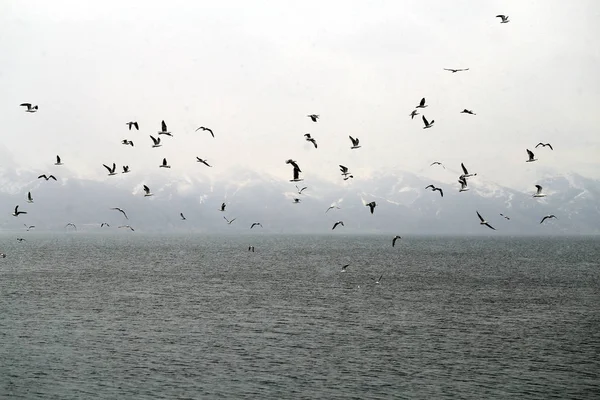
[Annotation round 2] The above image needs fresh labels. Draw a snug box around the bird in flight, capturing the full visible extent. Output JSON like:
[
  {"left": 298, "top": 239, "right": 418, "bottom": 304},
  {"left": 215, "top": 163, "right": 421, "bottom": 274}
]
[
  {"left": 458, "top": 176, "right": 469, "bottom": 192},
  {"left": 371, "top": 274, "right": 383, "bottom": 284},
  {"left": 55, "top": 155, "right": 63, "bottom": 165},
  {"left": 250, "top": 222, "right": 263, "bottom": 229},
  {"left": 158, "top": 120, "right": 172, "bottom": 136},
  {"left": 409, "top": 110, "right": 419, "bottom": 119},
  {"left": 366, "top": 201, "right": 377, "bottom": 214},
  {"left": 290, "top": 165, "right": 303, "bottom": 182},
  {"left": 460, "top": 109, "right": 476, "bottom": 115},
  {"left": 425, "top": 185, "right": 444, "bottom": 197},
  {"left": 38, "top": 174, "right": 57, "bottom": 181},
  {"left": 150, "top": 135, "right": 162, "bottom": 148},
  {"left": 126, "top": 121, "right": 139, "bottom": 131},
  {"left": 101, "top": 223, "right": 110, "bottom": 227},
  {"left": 341, "top": 264, "right": 349, "bottom": 272},
  {"left": 180, "top": 213, "right": 186, "bottom": 220},
  {"left": 20, "top": 103, "right": 38, "bottom": 113},
  {"left": 416, "top": 98, "right": 428, "bottom": 109},
  {"left": 121, "top": 139, "right": 134, "bottom": 147},
  {"left": 27, "top": 192, "right": 34, "bottom": 203},
  {"left": 332, "top": 221, "right": 344, "bottom": 230},
  {"left": 119, "top": 225, "right": 135, "bottom": 231},
  {"left": 286, "top": 159, "right": 302, "bottom": 172},
  {"left": 220, "top": 202, "right": 226, "bottom": 212},
  {"left": 422, "top": 115, "right": 435, "bottom": 129},
  {"left": 224, "top": 216, "right": 236, "bottom": 224},
  {"left": 296, "top": 185, "right": 308, "bottom": 195},
  {"left": 392, "top": 235, "right": 402, "bottom": 247},
  {"left": 24, "top": 224, "right": 35, "bottom": 231},
  {"left": 12, "top": 205, "right": 27, "bottom": 217},
  {"left": 496, "top": 15, "right": 510, "bottom": 23},
  {"left": 500, "top": 213, "right": 510, "bottom": 220},
  {"left": 304, "top": 133, "right": 318, "bottom": 148},
  {"left": 196, "top": 157, "right": 212, "bottom": 167},
  {"left": 533, "top": 185, "right": 547, "bottom": 198},
  {"left": 122, "top": 165, "right": 130, "bottom": 174},
  {"left": 159, "top": 158, "right": 171, "bottom": 169},
  {"left": 476, "top": 211, "right": 496, "bottom": 230},
  {"left": 143, "top": 185, "right": 153, "bottom": 197},
  {"left": 65, "top": 223, "right": 77, "bottom": 230},
  {"left": 540, "top": 215, "right": 557, "bottom": 224},
  {"left": 248, "top": 245, "right": 255, "bottom": 252},
  {"left": 444, "top": 68, "right": 469, "bottom": 73},
  {"left": 461, "top": 163, "right": 477, "bottom": 178},
  {"left": 339, "top": 165, "right": 351, "bottom": 177},
  {"left": 325, "top": 205, "right": 340, "bottom": 213},
  {"left": 307, "top": 114, "right": 319, "bottom": 122},
  {"left": 111, "top": 207, "right": 129, "bottom": 219},
  {"left": 535, "top": 143, "right": 553, "bottom": 150},
  {"left": 195, "top": 126, "right": 214, "bottom": 138},
  {"left": 349, "top": 136, "right": 361, "bottom": 149},
  {"left": 526, "top": 149, "right": 537, "bottom": 162},
  {"left": 430, "top": 161, "right": 445, "bottom": 169},
  {"left": 103, "top": 163, "right": 117, "bottom": 176}
]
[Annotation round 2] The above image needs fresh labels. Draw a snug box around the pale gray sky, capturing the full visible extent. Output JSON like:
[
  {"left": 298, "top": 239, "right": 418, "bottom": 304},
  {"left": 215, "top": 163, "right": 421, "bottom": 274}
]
[{"left": 1, "top": 0, "right": 599, "bottom": 191}]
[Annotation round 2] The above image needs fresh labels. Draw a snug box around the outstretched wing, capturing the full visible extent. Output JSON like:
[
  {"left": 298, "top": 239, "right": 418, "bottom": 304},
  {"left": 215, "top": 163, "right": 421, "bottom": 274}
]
[
  {"left": 422, "top": 115, "right": 429, "bottom": 126},
  {"left": 161, "top": 120, "right": 167, "bottom": 132},
  {"left": 476, "top": 211, "right": 485, "bottom": 222},
  {"left": 461, "top": 163, "right": 468, "bottom": 175}
]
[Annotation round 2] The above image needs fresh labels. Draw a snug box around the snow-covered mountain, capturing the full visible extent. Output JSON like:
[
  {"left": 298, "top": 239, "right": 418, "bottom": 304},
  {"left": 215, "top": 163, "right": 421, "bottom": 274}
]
[{"left": 0, "top": 166, "right": 598, "bottom": 235}]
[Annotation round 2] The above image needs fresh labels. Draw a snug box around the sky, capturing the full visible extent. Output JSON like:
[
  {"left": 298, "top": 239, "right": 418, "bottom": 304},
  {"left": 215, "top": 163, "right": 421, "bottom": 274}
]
[{"left": 1, "top": 0, "right": 599, "bottom": 192}]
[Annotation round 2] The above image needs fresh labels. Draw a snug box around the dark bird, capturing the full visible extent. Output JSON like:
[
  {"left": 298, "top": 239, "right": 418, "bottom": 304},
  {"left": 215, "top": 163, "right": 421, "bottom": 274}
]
[
  {"left": 27, "top": 192, "right": 33, "bottom": 203},
  {"left": 409, "top": 110, "right": 419, "bottom": 119},
  {"left": 500, "top": 213, "right": 510, "bottom": 220},
  {"left": 540, "top": 215, "right": 557, "bottom": 224},
  {"left": 103, "top": 163, "right": 117, "bottom": 176},
  {"left": 290, "top": 166, "right": 303, "bottom": 182},
  {"left": 535, "top": 143, "right": 553, "bottom": 150},
  {"left": 143, "top": 185, "right": 153, "bottom": 197},
  {"left": 307, "top": 114, "right": 319, "bottom": 122},
  {"left": 195, "top": 126, "right": 214, "bottom": 137},
  {"left": 24, "top": 224, "right": 35, "bottom": 231},
  {"left": 341, "top": 264, "right": 349, "bottom": 272},
  {"left": 111, "top": 207, "right": 129, "bottom": 219},
  {"left": 458, "top": 176, "right": 469, "bottom": 192},
  {"left": 180, "top": 213, "right": 186, "bottom": 220},
  {"left": 496, "top": 15, "right": 510, "bottom": 23},
  {"left": 371, "top": 274, "right": 383, "bottom": 284},
  {"left": 461, "top": 163, "right": 477, "bottom": 178},
  {"left": 526, "top": 149, "right": 537, "bottom": 162},
  {"left": 126, "top": 121, "right": 139, "bottom": 130},
  {"left": 392, "top": 235, "right": 402, "bottom": 247},
  {"left": 293, "top": 198, "right": 301, "bottom": 204},
  {"left": 296, "top": 185, "right": 308, "bottom": 194},
  {"left": 55, "top": 155, "right": 63, "bottom": 165},
  {"left": 533, "top": 185, "right": 547, "bottom": 198},
  {"left": 12, "top": 205, "right": 27, "bottom": 217},
  {"left": 326, "top": 205, "right": 340, "bottom": 213},
  {"left": 425, "top": 185, "right": 444, "bottom": 197},
  {"left": 366, "top": 201, "right": 376, "bottom": 214},
  {"left": 349, "top": 136, "right": 361, "bottom": 149},
  {"left": 422, "top": 115, "right": 435, "bottom": 129},
  {"left": 220, "top": 203, "right": 226, "bottom": 212},
  {"left": 332, "top": 221, "right": 344, "bottom": 230},
  {"left": 158, "top": 120, "right": 172, "bottom": 136},
  {"left": 343, "top": 175, "right": 354, "bottom": 181},
  {"left": 248, "top": 245, "right": 255, "bottom": 252},
  {"left": 119, "top": 225, "right": 135, "bottom": 231},
  {"left": 285, "top": 159, "right": 302, "bottom": 172},
  {"left": 444, "top": 68, "right": 469, "bottom": 73},
  {"left": 122, "top": 165, "right": 130, "bottom": 174},
  {"left": 159, "top": 158, "right": 171, "bottom": 168},
  {"left": 430, "top": 161, "right": 445, "bottom": 169},
  {"left": 196, "top": 157, "right": 212, "bottom": 167},
  {"left": 121, "top": 139, "right": 134, "bottom": 146},
  {"left": 460, "top": 109, "right": 476, "bottom": 115},
  {"left": 101, "top": 223, "right": 110, "bottom": 227},
  {"left": 224, "top": 216, "right": 236, "bottom": 224},
  {"left": 476, "top": 211, "right": 496, "bottom": 230},
  {"left": 38, "top": 174, "right": 57, "bottom": 181},
  {"left": 250, "top": 222, "right": 263, "bottom": 229},
  {"left": 150, "top": 135, "right": 162, "bottom": 148},
  {"left": 20, "top": 103, "right": 38, "bottom": 112},
  {"left": 304, "top": 133, "right": 318, "bottom": 148},
  {"left": 65, "top": 223, "right": 77, "bottom": 230},
  {"left": 416, "top": 98, "right": 427, "bottom": 109},
  {"left": 339, "top": 165, "right": 350, "bottom": 176}
]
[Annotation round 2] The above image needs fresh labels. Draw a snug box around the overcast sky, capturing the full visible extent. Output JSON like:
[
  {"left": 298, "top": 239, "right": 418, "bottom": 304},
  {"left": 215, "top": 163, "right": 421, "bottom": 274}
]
[{"left": 1, "top": 0, "right": 599, "bottom": 191}]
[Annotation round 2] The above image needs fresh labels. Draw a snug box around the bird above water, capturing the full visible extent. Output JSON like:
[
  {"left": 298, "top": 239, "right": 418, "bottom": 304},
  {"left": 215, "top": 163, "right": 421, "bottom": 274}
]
[
  {"left": 332, "top": 221, "right": 344, "bottom": 230},
  {"left": 250, "top": 222, "right": 263, "bottom": 229},
  {"left": 110, "top": 207, "right": 128, "bottom": 219},
  {"left": 24, "top": 224, "right": 35, "bottom": 231},
  {"left": 372, "top": 274, "right": 383, "bottom": 284},
  {"left": 101, "top": 223, "right": 110, "bottom": 227},
  {"left": 119, "top": 225, "right": 135, "bottom": 231},
  {"left": 540, "top": 215, "right": 557, "bottom": 224},
  {"left": 325, "top": 205, "right": 340, "bottom": 213},
  {"left": 341, "top": 264, "right": 349, "bottom": 272},
  {"left": 476, "top": 211, "right": 496, "bottom": 230},
  {"left": 65, "top": 223, "right": 77, "bottom": 230},
  {"left": 12, "top": 205, "right": 27, "bottom": 217},
  {"left": 392, "top": 235, "right": 402, "bottom": 247}
]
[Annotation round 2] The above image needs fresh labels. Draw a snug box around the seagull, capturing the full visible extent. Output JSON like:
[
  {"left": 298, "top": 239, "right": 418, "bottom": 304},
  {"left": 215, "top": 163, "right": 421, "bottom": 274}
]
[
  {"left": 290, "top": 166, "right": 303, "bottom": 182},
  {"left": 304, "top": 134, "right": 318, "bottom": 148},
  {"left": 416, "top": 98, "right": 427, "bottom": 109},
  {"left": 55, "top": 155, "right": 63, "bottom": 165},
  {"left": 349, "top": 136, "right": 361, "bottom": 149},
  {"left": 392, "top": 235, "right": 402, "bottom": 247},
  {"left": 250, "top": 222, "right": 262, "bottom": 229},
  {"left": 422, "top": 115, "right": 435, "bottom": 129},
  {"left": 158, "top": 120, "right": 172, "bottom": 136},
  {"left": 460, "top": 109, "right": 476, "bottom": 115},
  {"left": 159, "top": 158, "right": 171, "bottom": 168},
  {"left": 101, "top": 223, "right": 110, "bottom": 227},
  {"left": 430, "top": 161, "right": 445, "bottom": 169},
  {"left": 533, "top": 185, "right": 547, "bottom": 198},
  {"left": 118, "top": 225, "right": 135, "bottom": 231},
  {"left": 540, "top": 215, "right": 557, "bottom": 224},
  {"left": 195, "top": 126, "right": 214, "bottom": 138},
  {"left": 111, "top": 207, "right": 129, "bottom": 219},
  {"left": 332, "top": 221, "right": 344, "bottom": 230},
  {"left": 461, "top": 163, "right": 477, "bottom": 178},
  {"left": 458, "top": 176, "right": 469, "bottom": 192},
  {"left": 343, "top": 175, "right": 354, "bottom": 181},
  {"left": 500, "top": 213, "right": 510, "bottom": 220},
  {"left": 126, "top": 121, "right": 139, "bottom": 131},
  {"left": 371, "top": 274, "right": 383, "bottom": 284},
  {"left": 444, "top": 68, "right": 469, "bottom": 73},
  {"left": 12, "top": 205, "right": 27, "bottom": 217},
  {"left": 196, "top": 157, "right": 212, "bottom": 167},
  {"left": 339, "top": 165, "right": 350, "bottom": 176},
  {"left": 38, "top": 174, "right": 57, "bottom": 181},
  {"left": 425, "top": 185, "right": 444, "bottom": 197},
  {"left": 27, "top": 192, "right": 34, "bottom": 203},
  {"left": 476, "top": 211, "right": 496, "bottom": 230},
  {"left": 285, "top": 159, "right": 302, "bottom": 172},
  {"left": 17, "top": 238, "right": 26, "bottom": 242},
  {"left": 65, "top": 223, "right": 77, "bottom": 230},
  {"left": 325, "top": 205, "right": 340, "bottom": 213},
  {"left": 220, "top": 203, "right": 226, "bottom": 212},
  {"left": 180, "top": 213, "right": 186, "bottom": 220},
  {"left": 20, "top": 103, "right": 38, "bottom": 113},
  {"left": 150, "top": 135, "right": 164, "bottom": 149},
  {"left": 143, "top": 185, "right": 153, "bottom": 197},
  {"left": 366, "top": 201, "right": 376, "bottom": 214},
  {"left": 296, "top": 185, "right": 308, "bottom": 195},
  {"left": 293, "top": 198, "right": 301, "bottom": 204},
  {"left": 307, "top": 114, "right": 319, "bottom": 122},
  {"left": 24, "top": 224, "right": 35, "bottom": 231},
  {"left": 340, "top": 264, "right": 349, "bottom": 272},
  {"left": 535, "top": 143, "right": 553, "bottom": 150},
  {"left": 224, "top": 216, "right": 236, "bottom": 224},
  {"left": 103, "top": 163, "right": 117, "bottom": 176},
  {"left": 122, "top": 165, "right": 130, "bottom": 174},
  {"left": 526, "top": 149, "right": 537, "bottom": 162},
  {"left": 248, "top": 245, "right": 255, "bottom": 252},
  {"left": 121, "top": 139, "right": 134, "bottom": 146},
  {"left": 496, "top": 15, "right": 510, "bottom": 23},
  {"left": 409, "top": 110, "right": 419, "bottom": 119}
]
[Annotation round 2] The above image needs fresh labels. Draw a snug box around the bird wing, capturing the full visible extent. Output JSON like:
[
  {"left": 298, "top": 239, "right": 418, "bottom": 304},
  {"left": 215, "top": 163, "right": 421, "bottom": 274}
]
[
  {"left": 163, "top": 158, "right": 167, "bottom": 166},
  {"left": 143, "top": 185, "right": 150, "bottom": 192},
  {"left": 425, "top": 185, "right": 434, "bottom": 189},
  {"left": 392, "top": 237, "right": 397, "bottom": 247},
  {"left": 14, "top": 205, "right": 19, "bottom": 214},
  {"left": 20, "top": 103, "right": 32, "bottom": 107},
  {"left": 461, "top": 163, "right": 468, "bottom": 175},
  {"left": 103, "top": 164, "right": 112, "bottom": 173},
  {"left": 438, "top": 188, "right": 444, "bottom": 197},
  {"left": 49, "top": 175, "right": 57, "bottom": 180},
  {"left": 133, "top": 122, "right": 139, "bottom": 130},
  {"left": 293, "top": 167, "right": 300, "bottom": 180},
  {"left": 527, "top": 149, "right": 534, "bottom": 159},
  {"left": 419, "top": 98, "right": 425, "bottom": 107},
  {"left": 349, "top": 136, "right": 356, "bottom": 145},
  {"left": 28, "top": 192, "right": 32, "bottom": 200},
  {"left": 476, "top": 211, "right": 485, "bottom": 222},
  {"left": 56, "top": 155, "right": 61, "bottom": 163},
  {"left": 540, "top": 216, "right": 548, "bottom": 224},
  {"left": 535, "top": 185, "right": 542, "bottom": 194},
  {"left": 547, "top": 144, "right": 553, "bottom": 150},
  {"left": 150, "top": 135, "right": 159, "bottom": 145},
  {"left": 206, "top": 128, "right": 214, "bottom": 137},
  {"left": 161, "top": 120, "right": 167, "bottom": 132},
  {"left": 422, "top": 115, "right": 429, "bottom": 126},
  {"left": 38, "top": 174, "right": 47, "bottom": 179},
  {"left": 535, "top": 143, "right": 543, "bottom": 148},
  {"left": 484, "top": 223, "right": 496, "bottom": 230}
]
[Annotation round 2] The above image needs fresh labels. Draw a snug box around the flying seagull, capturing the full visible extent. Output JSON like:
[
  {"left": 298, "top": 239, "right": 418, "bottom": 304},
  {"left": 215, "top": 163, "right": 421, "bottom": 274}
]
[
  {"left": 496, "top": 15, "right": 510, "bottom": 23},
  {"left": 296, "top": 185, "right": 308, "bottom": 194},
  {"left": 430, "top": 161, "right": 445, "bottom": 169},
  {"left": 341, "top": 264, "right": 349, "bottom": 272},
  {"left": 460, "top": 109, "right": 476, "bottom": 115},
  {"left": 121, "top": 139, "right": 134, "bottom": 146},
  {"left": 248, "top": 245, "right": 255, "bottom": 252},
  {"left": 339, "top": 165, "right": 350, "bottom": 176},
  {"left": 122, "top": 165, "right": 130, "bottom": 174},
  {"left": 458, "top": 176, "right": 469, "bottom": 192},
  {"left": 422, "top": 115, "right": 435, "bottom": 129},
  {"left": 250, "top": 222, "right": 263, "bottom": 229},
  {"left": 195, "top": 126, "right": 214, "bottom": 138},
  {"left": 20, "top": 103, "right": 38, "bottom": 112},
  {"left": 409, "top": 110, "right": 419, "bottom": 119},
  {"left": 126, "top": 121, "right": 139, "bottom": 130},
  {"left": 27, "top": 192, "right": 33, "bottom": 203},
  {"left": 332, "top": 221, "right": 344, "bottom": 230},
  {"left": 371, "top": 274, "right": 383, "bottom": 284},
  {"left": 65, "top": 223, "right": 77, "bottom": 230},
  {"left": 24, "top": 224, "right": 35, "bottom": 231},
  {"left": 476, "top": 211, "right": 496, "bottom": 230},
  {"left": 196, "top": 157, "right": 212, "bottom": 167},
  {"left": 533, "top": 185, "right": 547, "bottom": 198},
  {"left": 150, "top": 135, "right": 162, "bottom": 148},
  {"left": 349, "top": 136, "right": 361, "bottom": 149},
  {"left": 111, "top": 207, "right": 129, "bottom": 219},
  {"left": 220, "top": 203, "right": 226, "bottom": 212},
  {"left": 366, "top": 201, "right": 376, "bottom": 214},
  {"left": 535, "top": 143, "right": 553, "bottom": 150},
  {"left": 55, "top": 155, "right": 63, "bottom": 165},
  {"left": 461, "top": 163, "right": 477, "bottom": 178},
  {"left": 307, "top": 114, "right": 319, "bottom": 122},
  {"left": 118, "top": 225, "right": 135, "bottom": 231},
  {"left": 12, "top": 205, "right": 27, "bottom": 217},
  {"left": 304, "top": 133, "right": 318, "bottom": 148},
  {"left": 540, "top": 215, "right": 557, "bottom": 224},
  {"left": 101, "top": 223, "right": 110, "bottom": 227},
  {"left": 180, "top": 213, "right": 186, "bottom": 220},
  {"left": 224, "top": 216, "right": 236, "bottom": 224},
  {"left": 526, "top": 149, "right": 537, "bottom": 162},
  {"left": 444, "top": 68, "right": 469, "bottom": 73},
  {"left": 159, "top": 158, "right": 171, "bottom": 168},
  {"left": 425, "top": 185, "right": 444, "bottom": 197},
  {"left": 103, "top": 163, "right": 117, "bottom": 176},
  {"left": 416, "top": 98, "right": 427, "bottom": 109},
  {"left": 500, "top": 213, "right": 510, "bottom": 220},
  {"left": 158, "top": 120, "right": 172, "bottom": 136},
  {"left": 392, "top": 235, "right": 402, "bottom": 247},
  {"left": 38, "top": 174, "right": 57, "bottom": 181},
  {"left": 326, "top": 205, "right": 340, "bottom": 213},
  {"left": 143, "top": 185, "right": 153, "bottom": 197}
]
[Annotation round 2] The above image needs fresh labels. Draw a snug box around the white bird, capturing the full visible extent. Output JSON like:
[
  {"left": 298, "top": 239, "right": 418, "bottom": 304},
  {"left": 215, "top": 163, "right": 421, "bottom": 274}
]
[
  {"left": 20, "top": 103, "right": 38, "bottom": 113},
  {"left": 103, "top": 163, "right": 117, "bottom": 176},
  {"left": 349, "top": 136, "right": 361, "bottom": 149},
  {"left": 332, "top": 221, "right": 344, "bottom": 230},
  {"left": 526, "top": 149, "right": 537, "bottom": 162},
  {"left": 12, "top": 205, "right": 27, "bottom": 217},
  {"left": 27, "top": 192, "right": 34, "bottom": 203},
  {"left": 101, "top": 223, "right": 110, "bottom": 227},
  {"left": 55, "top": 155, "right": 63, "bottom": 165},
  {"left": 150, "top": 135, "right": 162, "bottom": 148},
  {"left": 159, "top": 158, "right": 171, "bottom": 168},
  {"left": 392, "top": 235, "right": 402, "bottom": 247},
  {"left": 341, "top": 264, "right": 349, "bottom": 272},
  {"left": 111, "top": 207, "right": 128, "bottom": 219},
  {"left": 422, "top": 115, "right": 435, "bottom": 129},
  {"left": 540, "top": 215, "right": 557, "bottom": 224},
  {"left": 496, "top": 15, "right": 510, "bottom": 23},
  {"left": 476, "top": 211, "right": 496, "bottom": 230},
  {"left": 143, "top": 185, "right": 153, "bottom": 197},
  {"left": 158, "top": 120, "right": 172, "bottom": 136},
  {"left": 533, "top": 185, "right": 547, "bottom": 198},
  {"left": 416, "top": 98, "right": 427, "bottom": 109}
]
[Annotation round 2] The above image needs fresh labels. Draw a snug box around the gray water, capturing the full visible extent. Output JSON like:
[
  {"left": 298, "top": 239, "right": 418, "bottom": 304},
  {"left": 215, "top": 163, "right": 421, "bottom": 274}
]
[{"left": 1, "top": 234, "right": 599, "bottom": 399}]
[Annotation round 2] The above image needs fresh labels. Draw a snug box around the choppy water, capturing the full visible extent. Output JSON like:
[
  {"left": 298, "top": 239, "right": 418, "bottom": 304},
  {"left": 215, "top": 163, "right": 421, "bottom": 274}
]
[{"left": 1, "top": 234, "right": 599, "bottom": 399}]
